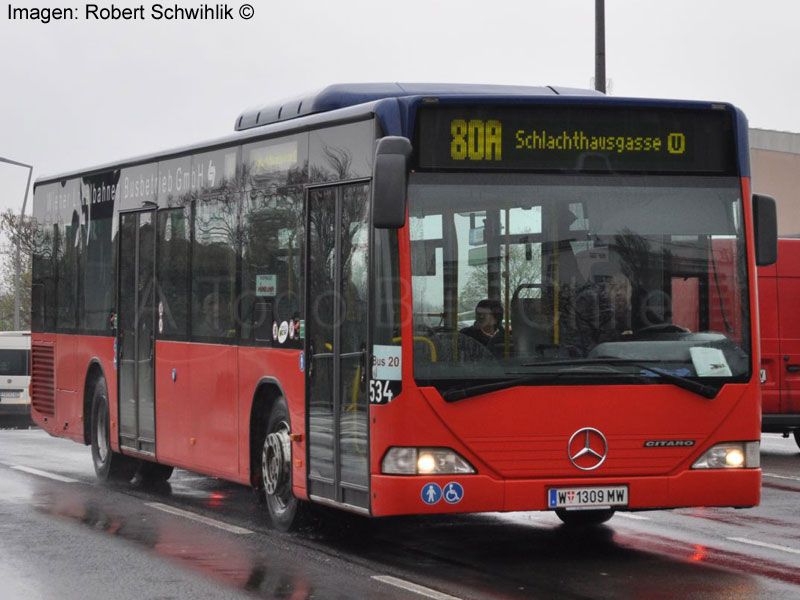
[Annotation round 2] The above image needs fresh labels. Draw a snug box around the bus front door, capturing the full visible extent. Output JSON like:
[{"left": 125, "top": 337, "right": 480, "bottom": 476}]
[
  {"left": 117, "top": 209, "right": 157, "bottom": 455},
  {"left": 306, "top": 183, "right": 371, "bottom": 512}
]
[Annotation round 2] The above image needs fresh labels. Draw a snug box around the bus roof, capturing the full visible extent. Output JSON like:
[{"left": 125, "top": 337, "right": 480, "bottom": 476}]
[
  {"left": 34, "top": 83, "right": 749, "bottom": 185},
  {"left": 34, "top": 83, "right": 601, "bottom": 185},
  {"left": 234, "top": 82, "right": 602, "bottom": 131}
]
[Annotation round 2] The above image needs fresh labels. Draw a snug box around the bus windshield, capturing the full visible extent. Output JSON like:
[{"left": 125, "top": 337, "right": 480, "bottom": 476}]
[{"left": 408, "top": 173, "right": 750, "bottom": 387}]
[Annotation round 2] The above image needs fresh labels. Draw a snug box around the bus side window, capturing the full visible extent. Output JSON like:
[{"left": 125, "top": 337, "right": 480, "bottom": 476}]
[
  {"left": 83, "top": 214, "right": 115, "bottom": 334},
  {"left": 240, "top": 189, "right": 304, "bottom": 347},
  {"left": 191, "top": 196, "right": 238, "bottom": 341},
  {"left": 157, "top": 208, "right": 190, "bottom": 339},
  {"left": 55, "top": 217, "right": 79, "bottom": 332}
]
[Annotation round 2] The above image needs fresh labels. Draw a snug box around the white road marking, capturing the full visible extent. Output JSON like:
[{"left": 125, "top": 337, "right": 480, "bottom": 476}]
[
  {"left": 615, "top": 512, "right": 650, "bottom": 521},
  {"left": 763, "top": 472, "right": 800, "bottom": 482},
  {"left": 11, "top": 465, "right": 79, "bottom": 483},
  {"left": 372, "top": 576, "right": 462, "bottom": 600},
  {"left": 727, "top": 537, "right": 800, "bottom": 556},
  {"left": 144, "top": 502, "right": 253, "bottom": 535}
]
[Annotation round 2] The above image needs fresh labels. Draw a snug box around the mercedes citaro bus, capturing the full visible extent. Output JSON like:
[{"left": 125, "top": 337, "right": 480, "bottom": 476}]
[{"left": 30, "top": 83, "right": 776, "bottom": 529}]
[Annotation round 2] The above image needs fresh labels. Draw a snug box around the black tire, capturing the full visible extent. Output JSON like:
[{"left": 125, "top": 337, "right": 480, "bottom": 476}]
[
  {"left": 261, "top": 398, "right": 308, "bottom": 531},
  {"left": 794, "top": 430, "right": 800, "bottom": 450},
  {"left": 137, "top": 461, "right": 174, "bottom": 484},
  {"left": 555, "top": 508, "right": 615, "bottom": 526},
  {"left": 90, "top": 378, "right": 139, "bottom": 482}
]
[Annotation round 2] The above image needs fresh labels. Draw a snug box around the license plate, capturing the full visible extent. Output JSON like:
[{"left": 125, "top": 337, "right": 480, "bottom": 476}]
[
  {"left": 0, "top": 391, "right": 20, "bottom": 398},
  {"left": 548, "top": 486, "right": 628, "bottom": 509}
]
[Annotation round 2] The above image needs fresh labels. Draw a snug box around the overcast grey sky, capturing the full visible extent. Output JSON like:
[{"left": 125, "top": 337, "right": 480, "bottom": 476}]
[{"left": 1, "top": 0, "right": 798, "bottom": 216}]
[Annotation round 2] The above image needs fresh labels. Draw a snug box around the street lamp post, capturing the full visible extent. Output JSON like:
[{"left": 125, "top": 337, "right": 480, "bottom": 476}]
[
  {"left": 595, "top": 0, "right": 606, "bottom": 94},
  {"left": 0, "top": 156, "right": 34, "bottom": 331}
]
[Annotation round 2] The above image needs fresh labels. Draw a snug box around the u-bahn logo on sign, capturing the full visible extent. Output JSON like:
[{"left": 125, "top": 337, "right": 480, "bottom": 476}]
[
  {"left": 568, "top": 427, "right": 608, "bottom": 471},
  {"left": 667, "top": 132, "right": 686, "bottom": 154}
]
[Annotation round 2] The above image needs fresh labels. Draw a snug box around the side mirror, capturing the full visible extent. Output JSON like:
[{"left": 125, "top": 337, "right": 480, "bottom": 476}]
[
  {"left": 372, "top": 136, "right": 412, "bottom": 229},
  {"left": 753, "top": 194, "right": 777, "bottom": 267}
]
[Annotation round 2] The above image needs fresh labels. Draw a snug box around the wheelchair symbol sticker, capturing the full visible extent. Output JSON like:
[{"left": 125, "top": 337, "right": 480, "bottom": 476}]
[
  {"left": 443, "top": 482, "right": 464, "bottom": 504},
  {"left": 421, "top": 483, "right": 442, "bottom": 505}
]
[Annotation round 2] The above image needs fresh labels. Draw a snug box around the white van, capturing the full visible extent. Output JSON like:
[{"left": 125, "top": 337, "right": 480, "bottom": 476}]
[{"left": 0, "top": 331, "right": 31, "bottom": 418}]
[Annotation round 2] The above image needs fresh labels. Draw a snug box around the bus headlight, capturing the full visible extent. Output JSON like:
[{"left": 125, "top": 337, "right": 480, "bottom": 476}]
[
  {"left": 381, "top": 447, "right": 476, "bottom": 475},
  {"left": 691, "top": 442, "right": 760, "bottom": 469}
]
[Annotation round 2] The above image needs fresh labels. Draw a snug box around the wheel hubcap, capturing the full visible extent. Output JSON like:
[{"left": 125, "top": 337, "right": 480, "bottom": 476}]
[
  {"left": 263, "top": 423, "right": 291, "bottom": 500},
  {"left": 96, "top": 402, "right": 109, "bottom": 463}
]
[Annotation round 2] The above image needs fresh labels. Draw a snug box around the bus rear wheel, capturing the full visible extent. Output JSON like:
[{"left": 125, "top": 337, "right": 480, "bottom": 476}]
[
  {"left": 261, "top": 398, "right": 308, "bottom": 531},
  {"left": 90, "top": 378, "right": 139, "bottom": 482},
  {"left": 555, "top": 508, "right": 615, "bottom": 526},
  {"left": 794, "top": 430, "right": 800, "bottom": 450}
]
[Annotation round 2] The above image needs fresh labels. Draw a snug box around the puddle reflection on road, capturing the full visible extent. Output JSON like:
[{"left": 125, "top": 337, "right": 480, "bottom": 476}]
[
  {"left": 25, "top": 478, "right": 794, "bottom": 600},
  {"left": 315, "top": 512, "right": 783, "bottom": 600},
  {"left": 32, "top": 485, "right": 318, "bottom": 599}
]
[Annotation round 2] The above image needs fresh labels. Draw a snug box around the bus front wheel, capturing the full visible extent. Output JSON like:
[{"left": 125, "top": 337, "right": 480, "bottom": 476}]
[
  {"left": 555, "top": 508, "right": 615, "bottom": 526},
  {"left": 90, "top": 378, "right": 139, "bottom": 482},
  {"left": 261, "top": 398, "right": 308, "bottom": 531},
  {"left": 794, "top": 430, "right": 800, "bottom": 450}
]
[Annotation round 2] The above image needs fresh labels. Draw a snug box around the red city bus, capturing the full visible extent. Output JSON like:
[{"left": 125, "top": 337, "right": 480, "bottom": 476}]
[
  {"left": 30, "top": 84, "right": 777, "bottom": 529},
  {"left": 758, "top": 237, "right": 800, "bottom": 448}
]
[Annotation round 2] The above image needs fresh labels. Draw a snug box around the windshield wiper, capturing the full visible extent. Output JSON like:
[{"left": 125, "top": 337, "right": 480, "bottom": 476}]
[
  {"left": 441, "top": 359, "right": 720, "bottom": 403},
  {"left": 522, "top": 358, "right": 719, "bottom": 399},
  {"left": 441, "top": 372, "right": 567, "bottom": 402}
]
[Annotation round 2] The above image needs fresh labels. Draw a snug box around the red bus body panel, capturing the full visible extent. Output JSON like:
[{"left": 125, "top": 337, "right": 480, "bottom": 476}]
[
  {"left": 154, "top": 341, "right": 240, "bottom": 480},
  {"left": 758, "top": 238, "right": 800, "bottom": 428},
  {"left": 32, "top": 333, "right": 116, "bottom": 446},
  {"left": 32, "top": 336, "right": 308, "bottom": 494},
  {"left": 369, "top": 382, "right": 760, "bottom": 516}
]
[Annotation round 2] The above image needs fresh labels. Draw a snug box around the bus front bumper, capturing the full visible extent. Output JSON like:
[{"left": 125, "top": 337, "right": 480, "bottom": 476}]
[{"left": 370, "top": 469, "right": 761, "bottom": 517}]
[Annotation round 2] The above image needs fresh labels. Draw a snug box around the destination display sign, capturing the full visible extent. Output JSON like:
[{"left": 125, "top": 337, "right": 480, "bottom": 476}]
[{"left": 416, "top": 105, "right": 736, "bottom": 174}]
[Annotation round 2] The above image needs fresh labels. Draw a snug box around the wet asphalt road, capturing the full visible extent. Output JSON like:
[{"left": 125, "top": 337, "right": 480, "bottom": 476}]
[{"left": 0, "top": 425, "right": 798, "bottom": 600}]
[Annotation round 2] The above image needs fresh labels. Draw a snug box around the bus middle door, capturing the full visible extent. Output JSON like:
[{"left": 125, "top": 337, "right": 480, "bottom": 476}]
[{"left": 117, "top": 209, "right": 157, "bottom": 456}]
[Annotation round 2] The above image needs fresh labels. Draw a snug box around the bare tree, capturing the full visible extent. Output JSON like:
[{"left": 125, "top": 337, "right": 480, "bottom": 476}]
[
  {"left": 0, "top": 209, "right": 33, "bottom": 329},
  {"left": 460, "top": 244, "right": 543, "bottom": 317}
]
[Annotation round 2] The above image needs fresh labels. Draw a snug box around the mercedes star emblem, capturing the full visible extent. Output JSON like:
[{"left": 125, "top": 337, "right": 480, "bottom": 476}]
[{"left": 568, "top": 427, "right": 608, "bottom": 471}]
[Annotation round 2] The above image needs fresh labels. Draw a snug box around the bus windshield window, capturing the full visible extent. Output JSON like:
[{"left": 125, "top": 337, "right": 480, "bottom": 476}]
[{"left": 408, "top": 173, "right": 749, "bottom": 385}]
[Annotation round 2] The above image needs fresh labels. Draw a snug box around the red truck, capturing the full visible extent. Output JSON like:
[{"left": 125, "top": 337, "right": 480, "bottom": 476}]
[{"left": 759, "top": 237, "right": 800, "bottom": 448}]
